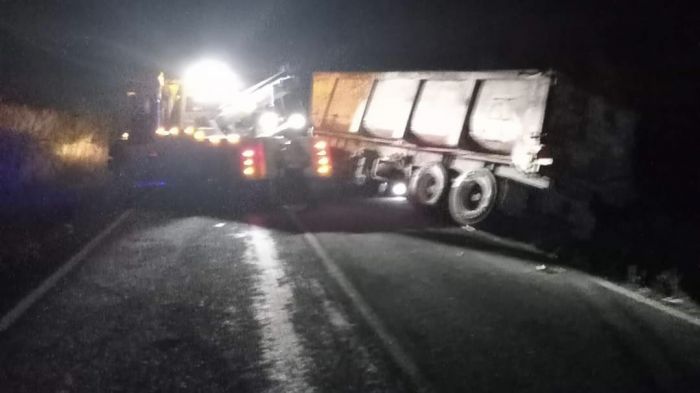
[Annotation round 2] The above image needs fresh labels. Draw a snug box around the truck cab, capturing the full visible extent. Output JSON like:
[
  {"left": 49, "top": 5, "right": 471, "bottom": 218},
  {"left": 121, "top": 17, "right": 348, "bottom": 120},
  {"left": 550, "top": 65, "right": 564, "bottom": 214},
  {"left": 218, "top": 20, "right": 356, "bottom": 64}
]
[{"left": 113, "top": 61, "right": 332, "bottom": 198}]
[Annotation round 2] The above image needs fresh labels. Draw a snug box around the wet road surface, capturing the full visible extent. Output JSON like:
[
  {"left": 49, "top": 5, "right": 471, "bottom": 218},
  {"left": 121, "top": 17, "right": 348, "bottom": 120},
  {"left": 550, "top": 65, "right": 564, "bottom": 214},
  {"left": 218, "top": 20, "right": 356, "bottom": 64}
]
[{"left": 1, "top": 185, "right": 699, "bottom": 392}]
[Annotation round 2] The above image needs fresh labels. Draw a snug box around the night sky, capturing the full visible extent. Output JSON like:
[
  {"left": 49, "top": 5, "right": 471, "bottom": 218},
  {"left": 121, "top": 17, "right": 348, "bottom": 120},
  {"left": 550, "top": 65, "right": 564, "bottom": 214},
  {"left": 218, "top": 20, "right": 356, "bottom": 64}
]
[
  {"left": 1, "top": 1, "right": 696, "bottom": 102},
  {"left": 1, "top": 0, "right": 698, "bottom": 208}
]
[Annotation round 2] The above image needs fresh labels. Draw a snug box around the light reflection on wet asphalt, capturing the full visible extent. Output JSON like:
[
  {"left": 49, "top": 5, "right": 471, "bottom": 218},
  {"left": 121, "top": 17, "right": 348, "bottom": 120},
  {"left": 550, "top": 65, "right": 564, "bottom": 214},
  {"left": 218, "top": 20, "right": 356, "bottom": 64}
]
[
  {"left": 1, "top": 188, "right": 700, "bottom": 393},
  {"left": 244, "top": 222, "right": 314, "bottom": 393}
]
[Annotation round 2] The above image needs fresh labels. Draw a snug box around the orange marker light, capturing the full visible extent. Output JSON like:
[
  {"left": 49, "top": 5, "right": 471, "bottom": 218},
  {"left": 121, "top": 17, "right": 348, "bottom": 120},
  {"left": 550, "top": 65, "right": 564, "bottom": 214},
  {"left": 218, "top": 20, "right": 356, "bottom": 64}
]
[
  {"left": 194, "top": 131, "right": 206, "bottom": 142},
  {"left": 226, "top": 134, "right": 240, "bottom": 144}
]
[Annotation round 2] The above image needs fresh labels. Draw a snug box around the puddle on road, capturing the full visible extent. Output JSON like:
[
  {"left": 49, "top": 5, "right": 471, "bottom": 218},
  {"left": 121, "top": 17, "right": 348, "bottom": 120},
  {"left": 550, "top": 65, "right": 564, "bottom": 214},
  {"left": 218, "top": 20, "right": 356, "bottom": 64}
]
[{"left": 243, "top": 225, "right": 314, "bottom": 393}]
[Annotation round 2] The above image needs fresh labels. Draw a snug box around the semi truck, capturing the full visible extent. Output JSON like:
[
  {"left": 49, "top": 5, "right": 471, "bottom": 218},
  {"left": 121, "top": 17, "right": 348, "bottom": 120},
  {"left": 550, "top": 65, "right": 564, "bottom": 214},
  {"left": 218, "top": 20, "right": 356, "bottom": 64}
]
[
  {"left": 112, "top": 61, "right": 332, "bottom": 196},
  {"left": 310, "top": 70, "right": 636, "bottom": 238}
]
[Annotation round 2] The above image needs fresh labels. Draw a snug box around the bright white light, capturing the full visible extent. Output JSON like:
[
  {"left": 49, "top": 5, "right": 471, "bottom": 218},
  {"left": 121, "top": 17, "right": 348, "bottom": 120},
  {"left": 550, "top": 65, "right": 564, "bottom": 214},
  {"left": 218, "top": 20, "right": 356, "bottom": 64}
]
[
  {"left": 391, "top": 182, "right": 407, "bottom": 196},
  {"left": 287, "top": 113, "right": 306, "bottom": 130},
  {"left": 226, "top": 134, "right": 240, "bottom": 144},
  {"left": 194, "top": 130, "right": 207, "bottom": 141},
  {"left": 222, "top": 94, "right": 257, "bottom": 115},
  {"left": 120, "top": 132, "right": 129, "bottom": 141},
  {"left": 258, "top": 111, "right": 279, "bottom": 134},
  {"left": 183, "top": 59, "right": 241, "bottom": 104}
]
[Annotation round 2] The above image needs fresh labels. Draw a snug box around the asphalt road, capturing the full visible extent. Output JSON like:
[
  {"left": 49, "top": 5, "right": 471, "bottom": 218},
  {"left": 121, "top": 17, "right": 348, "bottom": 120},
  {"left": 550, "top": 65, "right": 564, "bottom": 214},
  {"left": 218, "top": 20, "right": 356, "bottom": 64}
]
[{"left": 1, "top": 183, "right": 699, "bottom": 393}]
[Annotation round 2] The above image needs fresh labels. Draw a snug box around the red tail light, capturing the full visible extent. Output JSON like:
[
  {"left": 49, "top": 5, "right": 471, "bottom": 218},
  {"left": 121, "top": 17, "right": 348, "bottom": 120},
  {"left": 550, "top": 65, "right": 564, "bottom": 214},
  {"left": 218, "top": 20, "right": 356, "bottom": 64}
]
[
  {"left": 311, "top": 138, "right": 332, "bottom": 177},
  {"left": 240, "top": 142, "right": 266, "bottom": 179}
]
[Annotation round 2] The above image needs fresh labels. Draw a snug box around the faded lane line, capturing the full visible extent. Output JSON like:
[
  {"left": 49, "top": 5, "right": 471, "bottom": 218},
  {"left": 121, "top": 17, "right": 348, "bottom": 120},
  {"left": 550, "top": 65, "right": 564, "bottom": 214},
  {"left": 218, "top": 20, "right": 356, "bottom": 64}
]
[
  {"left": 0, "top": 209, "right": 133, "bottom": 333},
  {"left": 573, "top": 279, "right": 679, "bottom": 393},
  {"left": 465, "top": 227, "right": 700, "bottom": 330},
  {"left": 285, "top": 209, "right": 434, "bottom": 393},
  {"left": 244, "top": 224, "right": 314, "bottom": 393},
  {"left": 308, "top": 278, "right": 383, "bottom": 379},
  {"left": 591, "top": 277, "right": 700, "bottom": 329}
]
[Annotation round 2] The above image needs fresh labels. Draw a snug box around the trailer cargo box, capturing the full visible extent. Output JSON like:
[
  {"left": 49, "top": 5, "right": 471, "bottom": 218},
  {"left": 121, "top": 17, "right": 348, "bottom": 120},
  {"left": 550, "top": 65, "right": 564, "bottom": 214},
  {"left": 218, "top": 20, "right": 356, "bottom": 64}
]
[{"left": 311, "top": 70, "right": 635, "bottom": 237}]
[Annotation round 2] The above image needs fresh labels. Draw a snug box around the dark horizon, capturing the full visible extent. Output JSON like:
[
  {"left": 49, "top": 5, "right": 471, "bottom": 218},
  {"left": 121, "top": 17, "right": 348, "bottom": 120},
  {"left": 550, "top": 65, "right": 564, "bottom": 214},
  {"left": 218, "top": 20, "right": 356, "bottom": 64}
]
[
  {"left": 1, "top": 0, "right": 699, "bottom": 210},
  {"left": 1, "top": 1, "right": 696, "bottom": 103}
]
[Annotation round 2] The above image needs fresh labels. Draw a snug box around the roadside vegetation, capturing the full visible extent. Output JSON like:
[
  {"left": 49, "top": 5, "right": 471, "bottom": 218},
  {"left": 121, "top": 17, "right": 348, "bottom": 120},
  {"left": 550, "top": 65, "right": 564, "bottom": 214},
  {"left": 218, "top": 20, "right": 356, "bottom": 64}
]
[
  {"left": 0, "top": 102, "right": 121, "bottom": 313},
  {"left": 0, "top": 103, "right": 109, "bottom": 194}
]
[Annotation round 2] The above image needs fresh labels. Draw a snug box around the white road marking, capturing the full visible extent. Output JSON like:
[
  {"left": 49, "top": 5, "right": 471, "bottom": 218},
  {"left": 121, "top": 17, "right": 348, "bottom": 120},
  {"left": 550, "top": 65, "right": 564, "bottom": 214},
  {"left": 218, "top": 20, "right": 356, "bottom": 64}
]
[
  {"left": 244, "top": 224, "right": 314, "bottom": 393},
  {"left": 0, "top": 209, "right": 133, "bottom": 333},
  {"left": 308, "top": 278, "right": 382, "bottom": 378},
  {"left": 465, "top": 227, "right": 700, "bottom": 329},
  {"left": 591, "top": 277, "right": 700, "bottom": 329},
  {"left": 286, "top": 209, "right": 434, "bottom": 393}
]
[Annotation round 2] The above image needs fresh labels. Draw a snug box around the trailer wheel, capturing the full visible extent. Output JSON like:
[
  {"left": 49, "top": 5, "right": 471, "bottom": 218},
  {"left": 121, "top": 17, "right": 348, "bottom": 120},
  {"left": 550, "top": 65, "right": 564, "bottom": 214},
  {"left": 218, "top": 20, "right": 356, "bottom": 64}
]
[
  {"left": 448, "top": 169, "right": 498, "bottom": 226},
  {"left": 408, "top": 163, "right": 448, "bottom": 206},
  {"left": 350, "top": 152, "right": 381, "bottom": 196}
]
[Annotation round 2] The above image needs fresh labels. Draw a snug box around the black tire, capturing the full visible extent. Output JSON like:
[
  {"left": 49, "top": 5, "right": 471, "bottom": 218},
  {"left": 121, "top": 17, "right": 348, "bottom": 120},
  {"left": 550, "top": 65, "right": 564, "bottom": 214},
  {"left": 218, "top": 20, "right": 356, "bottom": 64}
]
[
  {"left": 448, "top": 168, "right": 498, "bottom": 226},
  {"left": 351, "top": 152, "right": 381, "bottom": 196},
  {"left": 408, "top": 163, "right": 448, "bottom": 207}
]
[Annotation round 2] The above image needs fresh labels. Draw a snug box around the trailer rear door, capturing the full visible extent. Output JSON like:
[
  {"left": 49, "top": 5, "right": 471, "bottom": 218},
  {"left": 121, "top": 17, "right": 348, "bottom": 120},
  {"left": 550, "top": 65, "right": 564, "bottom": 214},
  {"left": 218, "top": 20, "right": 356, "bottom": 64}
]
[{"left": 468, "top": 78, "right": 549, "bottom": 154}]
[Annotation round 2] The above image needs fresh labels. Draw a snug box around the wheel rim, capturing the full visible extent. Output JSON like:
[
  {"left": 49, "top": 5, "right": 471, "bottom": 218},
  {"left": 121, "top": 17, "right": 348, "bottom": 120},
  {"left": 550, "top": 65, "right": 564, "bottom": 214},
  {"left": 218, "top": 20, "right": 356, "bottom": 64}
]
[
  {"left": 409, "top": 163, "right": 447, "bottom": 206},
  {"left": 463, "top": 183, "right": 483, "bottom": 211},
  {"left": 419, "top": 175, "right": 438, "bottom": 201},
  {"left": 456, "top": 181, "right": 490, "bottom": 215}
]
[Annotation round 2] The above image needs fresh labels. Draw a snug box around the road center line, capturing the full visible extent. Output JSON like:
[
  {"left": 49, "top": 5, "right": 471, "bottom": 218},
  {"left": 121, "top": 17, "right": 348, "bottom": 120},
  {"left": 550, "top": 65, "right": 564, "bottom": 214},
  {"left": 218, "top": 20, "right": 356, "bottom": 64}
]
[
  {"left": 0, "top": 209, "right": 133, "bottom": 333},
  {"left": 285, "top": 209, "right": 434, "bottom": 393}
]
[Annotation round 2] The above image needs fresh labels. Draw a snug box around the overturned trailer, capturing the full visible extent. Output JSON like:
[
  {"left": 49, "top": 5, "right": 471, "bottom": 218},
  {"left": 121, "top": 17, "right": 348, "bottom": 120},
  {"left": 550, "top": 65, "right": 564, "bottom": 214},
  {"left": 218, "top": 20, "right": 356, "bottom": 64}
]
[{"left": 311, "top": 70, "right": 635, "bottom": 237}]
